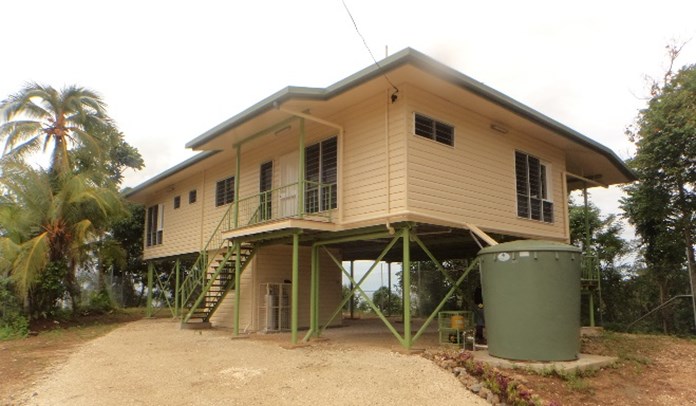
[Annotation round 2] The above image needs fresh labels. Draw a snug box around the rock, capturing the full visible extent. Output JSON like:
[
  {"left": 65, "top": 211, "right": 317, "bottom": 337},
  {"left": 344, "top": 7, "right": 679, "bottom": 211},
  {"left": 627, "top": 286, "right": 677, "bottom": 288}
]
[
  {"left": 469, "top": 383, "right": 482, "bottom": 393},
  {"left": 479, "top": 387, "right": 491, "bottom": 399},
  {"left": 453, "top": 367, "right": 465, "bottom": 376}
]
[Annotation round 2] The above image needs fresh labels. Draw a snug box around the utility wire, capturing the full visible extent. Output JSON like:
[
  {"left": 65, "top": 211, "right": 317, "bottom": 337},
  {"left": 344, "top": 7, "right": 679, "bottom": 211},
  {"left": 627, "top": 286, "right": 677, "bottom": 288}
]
[{"left": 341, "top": 0, "right": 400, "bottom": 98}]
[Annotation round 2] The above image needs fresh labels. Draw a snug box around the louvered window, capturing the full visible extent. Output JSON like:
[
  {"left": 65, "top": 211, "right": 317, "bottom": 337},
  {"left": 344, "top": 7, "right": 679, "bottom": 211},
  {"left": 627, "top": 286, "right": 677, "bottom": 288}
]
[
  {"left": 146, "top": 203, "right": 164, "bottom": 246},
  {"left": 215, "top": 177, "right": 235, "bottom": 207},
  {"left": 414, "top": 113, "right": 454, "bottom": 146},
  {"left": 515, "top": 151, "right": 553, "bottom": 223},
  {"left": 305, "top": 136, "right": 338, "bottom": 213}
]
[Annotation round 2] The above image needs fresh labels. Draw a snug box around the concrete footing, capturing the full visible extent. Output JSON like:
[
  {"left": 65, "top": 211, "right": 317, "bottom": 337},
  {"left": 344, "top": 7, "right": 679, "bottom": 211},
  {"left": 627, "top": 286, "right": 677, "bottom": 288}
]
[{"left": 472, "top": 351, "right": 617, "bottom": 374}]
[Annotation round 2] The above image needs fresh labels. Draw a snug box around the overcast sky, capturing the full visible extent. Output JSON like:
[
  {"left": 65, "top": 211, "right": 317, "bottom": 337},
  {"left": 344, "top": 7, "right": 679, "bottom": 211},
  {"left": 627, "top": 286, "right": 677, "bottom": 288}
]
[{"left": 3, "top": 0, "right": 696, "bottom": 251}]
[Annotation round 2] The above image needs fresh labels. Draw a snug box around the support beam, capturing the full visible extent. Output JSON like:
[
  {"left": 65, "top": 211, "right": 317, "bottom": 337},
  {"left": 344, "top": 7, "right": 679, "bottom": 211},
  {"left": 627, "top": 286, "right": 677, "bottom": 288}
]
[
  {"left": 324, "top": 249, "right": 405, "bottom": 346},
  {"left": 174, "top": 260, "right": 180, "bottom": 318},
  {"left": 309, "top": 245, "right": 318, "bottom": 337},
  {"left": 349, "top": 260, "right": 354, "bottom": 319},
  {"left": 313, "top": 246, "right": 320, "bottom": 336},
  {"left": 291, "top": 233, "right": 300, "bottom": 344},
  {"left": 412, "top": 258, "right": 480, "bottom": 343},
  {"left": 146, "top": 262, "right": 154, "bottom": 318},
  {"left": 320, "top": 234, "right": 402, "bottom": 332},
  {"left": 402, "top": 227, "right": 412, "bottom": 349},
  {"left": 234, "top": 145, "right": 241, "bottom": 228},
  {"left": 298, "top": 118, "right": 305, "bottom": 218},
  {"left": 234, "top": 242, "right": 242, "bottom": 335}
]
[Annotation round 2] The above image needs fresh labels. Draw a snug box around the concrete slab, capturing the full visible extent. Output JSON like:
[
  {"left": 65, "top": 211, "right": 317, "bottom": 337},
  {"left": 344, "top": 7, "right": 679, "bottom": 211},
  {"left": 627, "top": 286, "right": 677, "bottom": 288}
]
[{"left": 472, "top": 351, "right": 617, "bottom": 374}]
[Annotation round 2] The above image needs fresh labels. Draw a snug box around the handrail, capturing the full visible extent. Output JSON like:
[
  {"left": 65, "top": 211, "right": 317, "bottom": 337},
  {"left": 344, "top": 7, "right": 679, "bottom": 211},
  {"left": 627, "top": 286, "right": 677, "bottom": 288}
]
[
  {"left": 625, "top": 295, "right": 693, "bottom": 331},
  {"left": 581, "top": 254, "right": 599, "bottom": 282},
  {"left": 178, "top": 180, "right": 336, "bottom": 316}
]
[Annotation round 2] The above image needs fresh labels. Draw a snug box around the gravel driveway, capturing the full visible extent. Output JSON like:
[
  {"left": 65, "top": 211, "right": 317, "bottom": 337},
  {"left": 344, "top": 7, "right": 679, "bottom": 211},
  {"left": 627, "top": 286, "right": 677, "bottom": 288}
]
[{"left": 19, "top": 318, "right": 486, "bottom": 405}]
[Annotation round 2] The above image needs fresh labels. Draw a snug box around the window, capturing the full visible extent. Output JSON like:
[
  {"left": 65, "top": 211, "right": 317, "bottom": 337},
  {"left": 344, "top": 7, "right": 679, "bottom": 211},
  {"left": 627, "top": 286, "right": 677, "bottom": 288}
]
[
  {"left": 173, "top": 196, "right": 181, "bottom": 209},
  {"left": 305, "top": 136, "right": 337, "bottom": 213},
  {"left": 189, "top": 190, "right": 197, "bottom": 204},
  {"left": 215, "top": 177, "right": 234, "bottom": 207},
  {"left": 146, "top": 203, "right": 164, "bottom": 246},
  {"left": 515, "top": 151, "right": 553, "bottom": 223},
  {"left": 414, "top": 113, "right": 454, "bottom": 146},
  {"left": 259, "top": 161, "right": 273, "bottom": 221}
]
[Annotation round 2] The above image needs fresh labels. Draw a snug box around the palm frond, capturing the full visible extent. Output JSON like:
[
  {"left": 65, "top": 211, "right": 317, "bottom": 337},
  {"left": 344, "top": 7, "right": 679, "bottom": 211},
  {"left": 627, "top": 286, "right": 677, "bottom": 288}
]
[
  {"left": 11, "top": 232, "right": 50, "bottom": 299},
  {"left": 0, "top": 237, "right": 21, "bottom": 276}
]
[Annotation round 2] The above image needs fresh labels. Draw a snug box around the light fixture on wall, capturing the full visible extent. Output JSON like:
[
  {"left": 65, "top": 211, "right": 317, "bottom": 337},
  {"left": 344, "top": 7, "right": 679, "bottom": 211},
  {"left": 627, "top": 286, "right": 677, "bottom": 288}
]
[{"left": 490, "top": 123, "right": 509, "bottom": 134}]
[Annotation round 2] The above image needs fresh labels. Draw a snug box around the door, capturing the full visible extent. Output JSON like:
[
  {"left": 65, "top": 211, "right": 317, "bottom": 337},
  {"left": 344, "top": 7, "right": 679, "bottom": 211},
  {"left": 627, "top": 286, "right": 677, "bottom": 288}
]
[
  {"left": 278, "top": 151, "right": 298, "bottom": 217},
  {"left": 259, "top": 161, "right": 273, "bottom": 221}
]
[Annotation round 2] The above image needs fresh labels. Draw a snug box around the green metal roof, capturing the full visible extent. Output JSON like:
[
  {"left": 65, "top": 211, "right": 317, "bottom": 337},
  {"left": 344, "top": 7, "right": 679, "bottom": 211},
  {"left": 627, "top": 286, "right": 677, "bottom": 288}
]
[{"left": 185, "top": 47, "right": 635, "bottom": 182}]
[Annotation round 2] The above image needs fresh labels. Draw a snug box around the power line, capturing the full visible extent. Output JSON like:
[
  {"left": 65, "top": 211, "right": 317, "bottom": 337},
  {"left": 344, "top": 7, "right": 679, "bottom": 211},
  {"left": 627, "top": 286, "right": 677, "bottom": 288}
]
[{"left": 341, "top": 0, "right": 400, "bottom": 101}]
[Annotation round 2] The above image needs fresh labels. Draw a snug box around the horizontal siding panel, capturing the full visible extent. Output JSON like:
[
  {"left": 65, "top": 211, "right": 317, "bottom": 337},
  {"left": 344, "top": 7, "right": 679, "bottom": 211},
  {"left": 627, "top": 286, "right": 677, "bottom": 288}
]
[{"left": 405, "top": 84, "right": 566, "bottom": 239}]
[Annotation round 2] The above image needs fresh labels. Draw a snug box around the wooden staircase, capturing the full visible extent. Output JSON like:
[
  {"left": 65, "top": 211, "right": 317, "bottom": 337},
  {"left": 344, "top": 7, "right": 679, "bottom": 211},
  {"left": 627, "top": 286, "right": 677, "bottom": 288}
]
[{"left": 182, "top": 241, "right": 256, "bottom": 327}]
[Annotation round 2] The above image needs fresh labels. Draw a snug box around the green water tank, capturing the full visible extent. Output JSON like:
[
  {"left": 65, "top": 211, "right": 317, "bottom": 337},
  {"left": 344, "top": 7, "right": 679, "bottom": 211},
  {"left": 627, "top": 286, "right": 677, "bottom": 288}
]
[{"left": 477, "top": 240, "right": 581, "bottom": 361}]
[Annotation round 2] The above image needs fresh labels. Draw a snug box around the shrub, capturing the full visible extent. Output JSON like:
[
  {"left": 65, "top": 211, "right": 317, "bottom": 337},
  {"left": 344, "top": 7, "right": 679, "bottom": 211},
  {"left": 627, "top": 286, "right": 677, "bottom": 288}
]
[{"left": 0, "top": 277, "right": 29, "bottom": 340}]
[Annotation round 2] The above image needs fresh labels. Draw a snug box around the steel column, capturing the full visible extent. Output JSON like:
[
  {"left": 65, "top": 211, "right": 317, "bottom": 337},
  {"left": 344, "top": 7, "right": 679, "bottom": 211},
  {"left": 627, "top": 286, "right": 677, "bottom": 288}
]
[
  {"left": 402, "top": 227, "right": 412, "bottom": 349},
  {"left": 146, "top": 262, "right": 154, "bottom": 318},
  {"left": 349, "top": 260, "right": 354, "bottom": 319},
  {"left": 174, "top": 259, "right": 180, "bottom": 318},
  {"left": 234, "top": 145, "right": 241, "bottom": 228},
  {"left": 234, "top": 242, "right": 242, "bottom": 335},
  {"left": 298, "top": 118, "right": 305, "bottom": 218},
  {"left": 291, "top": 233, "right": 300, "bottom": 344}
]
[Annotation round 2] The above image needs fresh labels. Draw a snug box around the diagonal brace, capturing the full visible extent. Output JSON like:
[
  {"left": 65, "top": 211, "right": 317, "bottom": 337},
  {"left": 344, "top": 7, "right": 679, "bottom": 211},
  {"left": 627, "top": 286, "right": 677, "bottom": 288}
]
[{"left": 412, "top": 257, "right": 480, "bottom": 343}]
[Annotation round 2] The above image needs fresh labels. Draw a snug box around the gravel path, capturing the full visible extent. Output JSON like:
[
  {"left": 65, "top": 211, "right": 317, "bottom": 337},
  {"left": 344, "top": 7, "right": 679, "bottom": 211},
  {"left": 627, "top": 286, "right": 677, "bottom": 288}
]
[{"left": 19, "top": 319, "right": 486, "bottom": 405}]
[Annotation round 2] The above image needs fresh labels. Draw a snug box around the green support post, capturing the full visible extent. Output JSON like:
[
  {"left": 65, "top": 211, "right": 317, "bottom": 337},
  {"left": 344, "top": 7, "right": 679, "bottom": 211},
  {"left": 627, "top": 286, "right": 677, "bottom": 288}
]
[
  {"left": 298, "top": 118, "right": 305, "bottom": 218},
  {"left": 583, "top": 183, "right": 595, "bottom": 327},
  {"left": 234, "top": 242, "right": 242, "bottom": 336},
  {"left": 309, "top": 245, "right": 318, "bottom": 337},
  {"left": 589, "top": 290, "right": 595, "bottom": 327},
  {"left": 314, "top": 246, "right": 320, "bottom": 336},
  {"left": 174, "top": 260, "right": 180, "bottom": 318},
  {"left": 402, "top": 227, "right": 412, "bottom": 349},
  {"left": 234, "top": 146, "right": 241, "bottom": 228},
  {"left": 146, "top": 262, "right": 154, "bottom": 318},
  {"left": 349, "top": 260, "right": 354, "bottom": 319},
  {"left": 291, "top": 233, "right": 300, "bottom": 344}
]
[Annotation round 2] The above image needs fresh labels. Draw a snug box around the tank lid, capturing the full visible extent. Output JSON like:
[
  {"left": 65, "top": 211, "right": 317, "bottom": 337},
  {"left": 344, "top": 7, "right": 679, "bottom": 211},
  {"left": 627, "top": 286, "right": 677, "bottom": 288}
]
[{"left": 477, "top": 239, "right": 581, "bottom": 255}]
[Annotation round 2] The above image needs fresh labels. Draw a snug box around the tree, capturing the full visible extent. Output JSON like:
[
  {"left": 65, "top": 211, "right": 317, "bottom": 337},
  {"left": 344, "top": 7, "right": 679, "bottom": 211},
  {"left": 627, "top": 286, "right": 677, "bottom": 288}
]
[
  {"left": 0, "top": 83, "right": 109, "bottom": 176},
  {"left": 372, "top": 286, "right": 402, "bottom": 316},
  {"left": 621, "top": 46, "right": 696, "bottom": 333},
  {"left": 568, "top": 199, "right": 632, "bottom": 326},
  {"left": 0, "top": 160, "right": 126, "bottom": 314}
]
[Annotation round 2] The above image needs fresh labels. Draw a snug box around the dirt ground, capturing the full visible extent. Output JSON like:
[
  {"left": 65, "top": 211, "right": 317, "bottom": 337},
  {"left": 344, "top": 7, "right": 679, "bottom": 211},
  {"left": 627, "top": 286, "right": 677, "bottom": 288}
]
[
  {"left": 5, "top": 318, "right": 487, "bottom": 406},
  {"left": 3, "top": 315, "right": 696, "bottom": 405}
]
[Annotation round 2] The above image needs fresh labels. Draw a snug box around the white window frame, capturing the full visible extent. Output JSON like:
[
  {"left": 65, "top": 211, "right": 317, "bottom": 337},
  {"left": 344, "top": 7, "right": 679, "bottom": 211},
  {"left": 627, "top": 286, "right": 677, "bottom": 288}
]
[
  {"left": 412, "top": 112, "right": 455, "bottom": 147},
  {"left": 514, "top": 150, "right": 554, "bottom": 223}
]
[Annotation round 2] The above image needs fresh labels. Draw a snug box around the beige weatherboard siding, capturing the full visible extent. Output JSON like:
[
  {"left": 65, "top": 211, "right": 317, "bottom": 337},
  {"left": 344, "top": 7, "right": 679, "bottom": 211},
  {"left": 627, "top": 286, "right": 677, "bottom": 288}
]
[
  {"left": 404, "top": 84, "right": 567, "bottom": 240},
  {"left": 209, "top": 246, "right": 342, "bottom": 331},
  {"left": 126, "top": 48, "right": 635, "bottom": 337}
]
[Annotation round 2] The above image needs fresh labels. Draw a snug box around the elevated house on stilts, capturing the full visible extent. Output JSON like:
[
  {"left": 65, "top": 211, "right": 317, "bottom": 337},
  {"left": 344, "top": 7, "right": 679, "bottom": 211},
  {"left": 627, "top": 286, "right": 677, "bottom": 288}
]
[{"left": 125, "top": 48, "right": 635, "bottom": 349}]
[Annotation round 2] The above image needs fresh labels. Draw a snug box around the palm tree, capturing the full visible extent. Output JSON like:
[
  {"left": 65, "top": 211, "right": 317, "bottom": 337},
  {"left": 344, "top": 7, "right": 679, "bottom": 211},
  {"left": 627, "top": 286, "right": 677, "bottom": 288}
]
[
  {"left": 0, "top": 83, "right": 108, "bottom": 175},
  {"left": 0, "top": 160, "right": 126, "bottom": 312}
]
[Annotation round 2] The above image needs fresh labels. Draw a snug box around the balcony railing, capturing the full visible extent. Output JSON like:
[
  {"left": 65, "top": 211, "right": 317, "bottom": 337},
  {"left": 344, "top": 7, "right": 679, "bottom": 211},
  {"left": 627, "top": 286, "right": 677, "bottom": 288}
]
[
  {"left": 218, "top": 181, "right": 336, "bottom": 233},
  {"left": 581, "top": 254, "right": 599, "bottom": 283}
]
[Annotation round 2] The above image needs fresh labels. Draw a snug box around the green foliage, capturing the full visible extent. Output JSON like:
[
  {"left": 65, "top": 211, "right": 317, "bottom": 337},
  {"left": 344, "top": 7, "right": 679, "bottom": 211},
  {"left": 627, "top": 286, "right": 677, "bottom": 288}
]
[
  {"left": 84, "top": 291, "right": 115, "bottom": 314},
  {"left": 0, "top": 83, "right": 143, "bottom": 317},
  {"left": 0, "top": 83, "right": 109, "bottom": 175},
  {"left": 621, "top": 54, "right": 696, "bottom": 334},
  {"left": 0, "top": 277, "right": 28, "bottom": 340},
  {"left": 28, "top": 261, "right": 68, "bottom": 319},
  {"left": 400, "top": 260, "right": 478, "bottom": 317},
  {"left": 371, "top": 286, "right": 402, "bottom": 315}
]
